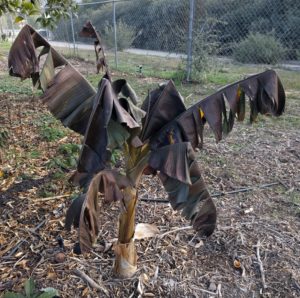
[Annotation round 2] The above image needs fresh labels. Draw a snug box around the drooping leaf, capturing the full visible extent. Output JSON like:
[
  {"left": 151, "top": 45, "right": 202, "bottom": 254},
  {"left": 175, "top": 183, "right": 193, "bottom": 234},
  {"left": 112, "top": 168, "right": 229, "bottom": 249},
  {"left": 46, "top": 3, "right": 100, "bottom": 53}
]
[
  {"left": 194, "top": 69, "right": 285, "bottom": 142},
  {"left": 140, "top": 80, "right": 186, "bottom": 142},
  {"left": 68, "top": 170, "right": 130, "bottom": 252},
  {"left": 148, "top": 142, "right": 194, "bottom": 184},
  {"left": 79, "top": 21, "right": 111, "bottom": 80},
  {"left": 8, "top": 24, "right": 96, "bottom": 135},
  {"left": 9, "top": 24, "right": 142, "bottom": 185},
  {"left": 8, "top": 25, "right": 39, "bottom": 79},
  {"left": 146, "top": 70, "right": 285, "bottom": 237},
  {"left": 150, "top": 70, "right": 285, "bottom": 148},
  {"left": 71, "top": 77, "right": 141, "bottom": 187},
  {"left": 40, "top": 64, "right": 96, "bottom": 129},
  {"left": 150, "top": 143, "right": 216, "bottom": 236}
]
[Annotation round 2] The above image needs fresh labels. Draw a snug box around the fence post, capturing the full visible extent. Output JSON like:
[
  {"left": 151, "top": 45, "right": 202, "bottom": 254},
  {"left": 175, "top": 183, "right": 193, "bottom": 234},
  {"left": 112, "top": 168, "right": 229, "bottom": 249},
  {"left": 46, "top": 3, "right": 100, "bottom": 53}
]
[
  {"left": 113, "top": 0, "right": 118, "bottom": 68},
  {"left": 186, "top": 0, "right": 195, "bottom": 82},
  {"left": 9, "top": 15, "right": 15, "bottom": 39},
  {"left": 70, "top": 10, "right": 76, "bottom": 56}
]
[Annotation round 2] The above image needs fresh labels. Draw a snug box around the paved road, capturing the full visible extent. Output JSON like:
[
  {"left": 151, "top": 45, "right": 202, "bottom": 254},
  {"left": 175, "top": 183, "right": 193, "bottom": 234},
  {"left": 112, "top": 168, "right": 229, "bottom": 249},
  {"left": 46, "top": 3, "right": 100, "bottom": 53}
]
[
  {"left": 49, "top": 41, "right": 300, "bottom": 71},
  {"left": 49, "top": 41, "right": 186, "bottom": 59}
]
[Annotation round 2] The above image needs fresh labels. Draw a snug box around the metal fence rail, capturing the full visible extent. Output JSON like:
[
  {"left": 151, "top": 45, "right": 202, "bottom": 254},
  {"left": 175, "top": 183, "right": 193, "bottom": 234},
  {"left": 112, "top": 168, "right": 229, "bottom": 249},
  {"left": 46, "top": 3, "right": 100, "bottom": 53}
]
[{"left": 1, "top": 0, "right": 299, "bottom": 79}]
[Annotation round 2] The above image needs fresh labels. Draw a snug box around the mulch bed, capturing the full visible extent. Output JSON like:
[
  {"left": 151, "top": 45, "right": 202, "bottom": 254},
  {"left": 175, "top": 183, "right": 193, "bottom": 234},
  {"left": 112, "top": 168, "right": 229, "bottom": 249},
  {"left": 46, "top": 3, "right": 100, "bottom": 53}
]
[{"left": 1, "top": 67, "right": 300, "bottom": 297}]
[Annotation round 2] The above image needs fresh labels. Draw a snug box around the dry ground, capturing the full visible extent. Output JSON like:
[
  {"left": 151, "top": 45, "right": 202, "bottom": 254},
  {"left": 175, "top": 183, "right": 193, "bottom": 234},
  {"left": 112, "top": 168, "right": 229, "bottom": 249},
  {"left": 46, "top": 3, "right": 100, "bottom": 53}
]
[{"left": 0, "top": 58, "right": 300, "bottom": 298}]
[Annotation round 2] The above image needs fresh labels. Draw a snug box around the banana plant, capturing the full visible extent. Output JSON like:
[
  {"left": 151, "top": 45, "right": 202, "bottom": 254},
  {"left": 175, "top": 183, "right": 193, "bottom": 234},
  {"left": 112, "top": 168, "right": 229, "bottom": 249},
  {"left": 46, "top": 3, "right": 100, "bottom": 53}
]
[{"left": 8, "top": 22, "right": 285, "bottom": 278}]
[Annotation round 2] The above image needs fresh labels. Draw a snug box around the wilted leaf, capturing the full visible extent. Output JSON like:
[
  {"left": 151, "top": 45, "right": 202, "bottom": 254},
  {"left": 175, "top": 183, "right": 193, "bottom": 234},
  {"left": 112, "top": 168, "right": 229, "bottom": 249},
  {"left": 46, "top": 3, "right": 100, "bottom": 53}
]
[
  {"left": 72, "top": 78, "right": 140, "bottom": 186},
  {"left": 9, "top": 24, "right": 143, "bottom": 189},
  {"left": 148, "top": 142, "right": 194, "bottom": 184},
  {"left": 150, "top": 70, "right": 285, "bottom": 149},
  {"left": 66, "top": 170, "right": 130, "bottom": 252},
  {"left": 134, "top": 223, "right": 159, "bottom": 240},
  {"left": 149, "top": 143, "right": 216, "bottom": 236},
  {"left": 141, "top": 80, "right": 186, "bottom": 142}
]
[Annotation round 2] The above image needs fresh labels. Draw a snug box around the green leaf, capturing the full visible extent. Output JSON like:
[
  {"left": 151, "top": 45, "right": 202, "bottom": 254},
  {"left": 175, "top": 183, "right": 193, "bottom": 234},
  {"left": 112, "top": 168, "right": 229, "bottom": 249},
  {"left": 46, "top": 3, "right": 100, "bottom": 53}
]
[
  {"left": 15, "top": 16, "right": 24, "bottom": 23},
  {"left": 22, "top": 2, "right": 34, "bottom": 10},
  {"left": 37, "top": 287, "right": 59, "bottom": 298},
  {"left": 24, "top": 278, "right": 35, "bottom": 297},
  {"left": 3, "top": 292, "right": 25, "bottom": 298}
]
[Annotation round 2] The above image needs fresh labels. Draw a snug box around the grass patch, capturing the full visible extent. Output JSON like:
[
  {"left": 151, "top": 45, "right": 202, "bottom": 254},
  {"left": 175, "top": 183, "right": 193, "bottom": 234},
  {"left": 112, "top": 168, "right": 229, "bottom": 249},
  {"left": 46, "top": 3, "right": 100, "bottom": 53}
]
[
  {"left": 36, "top": 113, "right": 68, "bottom": 142},
  {"left": 46, "top": 143, "right": 80, "bottom": 172},
  {"left": 0, "top": 41, "right": 11, "bottom": 56},
  {"left": 0, "top": 75, "right": 35, "bottom": 95}
]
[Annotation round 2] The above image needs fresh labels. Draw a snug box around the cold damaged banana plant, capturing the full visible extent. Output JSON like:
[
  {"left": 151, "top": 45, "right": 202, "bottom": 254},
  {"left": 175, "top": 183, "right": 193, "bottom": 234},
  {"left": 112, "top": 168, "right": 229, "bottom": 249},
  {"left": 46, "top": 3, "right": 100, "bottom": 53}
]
[{"left": 9, "top": 22, "right": 285, "bottom": 278}]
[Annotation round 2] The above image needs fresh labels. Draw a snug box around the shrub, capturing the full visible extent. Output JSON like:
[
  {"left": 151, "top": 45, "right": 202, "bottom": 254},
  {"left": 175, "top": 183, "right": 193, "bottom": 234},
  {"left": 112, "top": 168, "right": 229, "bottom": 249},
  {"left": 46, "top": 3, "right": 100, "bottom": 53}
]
[
  {"left": 234, "top": 33, "right": 285, "bottom": 64},
  {"left": 102, "top": 20, "right": 135, "bottom": 51}
]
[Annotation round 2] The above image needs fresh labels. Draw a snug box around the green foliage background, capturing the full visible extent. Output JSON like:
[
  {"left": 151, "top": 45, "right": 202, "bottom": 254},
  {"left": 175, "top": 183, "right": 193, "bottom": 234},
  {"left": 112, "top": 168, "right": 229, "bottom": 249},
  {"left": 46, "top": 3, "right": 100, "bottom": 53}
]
[{"left": 52, "top": 0, "right": 300, "bottom": 61}]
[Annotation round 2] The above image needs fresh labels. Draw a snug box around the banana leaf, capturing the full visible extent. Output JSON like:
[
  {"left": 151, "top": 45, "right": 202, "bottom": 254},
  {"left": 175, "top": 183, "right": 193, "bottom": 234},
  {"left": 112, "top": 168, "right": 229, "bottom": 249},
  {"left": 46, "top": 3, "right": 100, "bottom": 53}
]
[
  {"left": 71, "top": 77, "right": 142, "bottom": 187},
  {"left": 79, "top": 21, "right": 111, "bottom": 79},
  {"left": 9, "top": 25, "right": 144, "bottom": 185},
  {"left": 8, "top": 24, "right": 96, "bottom": 135},
  {"left": 150, "top": 142, "right": 216, "bottom": 236},
  {"left": 66, "top": 170, "right": 130, "bottom": 252},
  {"left": 140, "top": 80, "right": 186, "bottom": 142},
  {"left": 145, "top": 70, "right": 285, "bottom": 236},
  {"left": 149, "top": 70, "right": 285, "bottom": 148}
]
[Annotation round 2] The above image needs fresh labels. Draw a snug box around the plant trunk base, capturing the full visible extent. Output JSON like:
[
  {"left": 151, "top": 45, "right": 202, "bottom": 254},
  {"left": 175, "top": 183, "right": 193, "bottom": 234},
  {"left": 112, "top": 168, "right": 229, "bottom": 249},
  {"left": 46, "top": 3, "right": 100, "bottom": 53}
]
[{"left": 114, "top": 239, "right": 137, "bottom": 278}]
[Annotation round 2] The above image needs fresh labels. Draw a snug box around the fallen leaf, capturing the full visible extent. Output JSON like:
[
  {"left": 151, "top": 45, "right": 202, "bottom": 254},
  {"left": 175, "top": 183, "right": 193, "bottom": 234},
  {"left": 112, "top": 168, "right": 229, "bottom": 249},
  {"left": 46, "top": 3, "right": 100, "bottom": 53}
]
[
  {"left": 47, "top": 271, "right": 57, "bottom": 280},
  {"left": 134, "top": 223, "right": 160, "bottom": 240},
  {"left": 234, "top": 259, "right": 241, "bottom": 269},
  {"left": 82, "top": 287, "right": 89, "bottom": 296},
  {"left": 15, "top": 251, "right": 23, "bottom": 258}
]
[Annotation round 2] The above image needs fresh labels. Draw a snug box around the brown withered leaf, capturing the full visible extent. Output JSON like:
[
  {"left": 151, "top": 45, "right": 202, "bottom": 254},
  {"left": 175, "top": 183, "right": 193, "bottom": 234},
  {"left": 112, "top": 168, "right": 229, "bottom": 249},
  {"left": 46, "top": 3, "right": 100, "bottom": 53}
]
[
  {"left": 148, "top": 142, "right": 194, "bottom": 184},
  {"left": 152, "top": 143, "right": 216, "bottom": 236},
  {"left": 149, "top": 70, "right": 285, "bottom": 149},
  {"left": 79, "top": 21, "right": 111, "bottom": 80},
  {"left": 8, "top": 25, "right": 40, "bottom": 79},
  {"left": 68, "top": 170, "right": 130, "bottom": 252},
  {"left": 72, "top": 78, "right": 141, "bottom": 187},
  {"left": 134, "top": 223, "right": 160, "bottom": 240},
  {"left": 8, "top": 24, "right": 96, "bottom": 135},
  {"left": 146, "top": 70, "right": 284, "bottom": 236},
  {"left": 140, "top": 80, "right": 186, "bottom": 142},
  {"left": 9, "top": 25, "right": 143, "bottom": 186}
]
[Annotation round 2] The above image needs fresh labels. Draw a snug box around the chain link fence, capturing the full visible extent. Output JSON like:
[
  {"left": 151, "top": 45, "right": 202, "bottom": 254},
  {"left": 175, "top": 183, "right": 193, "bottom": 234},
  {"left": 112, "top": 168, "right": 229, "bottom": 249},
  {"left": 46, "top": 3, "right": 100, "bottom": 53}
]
[{"left": 1, "top": 0, "right": 300, "bottom": 79}]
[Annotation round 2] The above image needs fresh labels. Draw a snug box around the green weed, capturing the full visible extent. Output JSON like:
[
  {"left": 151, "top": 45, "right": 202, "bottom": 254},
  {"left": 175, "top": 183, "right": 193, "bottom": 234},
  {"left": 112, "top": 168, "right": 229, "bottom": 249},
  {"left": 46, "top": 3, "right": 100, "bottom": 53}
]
[{"left": 3, "top": 277, "right": 58, "bottom": 298}]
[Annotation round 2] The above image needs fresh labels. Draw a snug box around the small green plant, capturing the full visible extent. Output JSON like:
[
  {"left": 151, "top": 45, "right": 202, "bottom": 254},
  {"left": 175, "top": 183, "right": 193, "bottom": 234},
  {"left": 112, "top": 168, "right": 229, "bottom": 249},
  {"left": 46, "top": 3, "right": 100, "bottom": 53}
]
[
  {"left": 102, "top": 20, "right": 135, "bottom": 50},
  {"left": 234, "top": 32, "right": 285, "bottom": 64},
  {"left": 4, "top": 278, "right": 58, "bottom": 298},
  {"left": 29, "top": 150, "right": 41, "bottom": 159},
  {"left": 188, "top": 18, "right": 221, "bottom": 81},
  {"left": 39, "top": 125, "right": 66, "bottom": 142},
  {"left": 0, "top": 129, "right": 9, "bottom": 147},
  {"left": 46, "top": 143, "right": 80, "bottom": 172}
]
